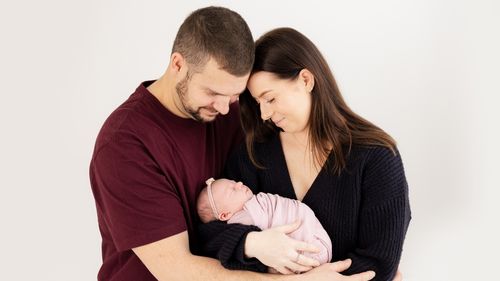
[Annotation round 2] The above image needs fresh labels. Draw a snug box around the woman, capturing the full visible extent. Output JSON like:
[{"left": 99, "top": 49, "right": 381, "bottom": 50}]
[{"left": 199, "top": 27, "right": 410, "bottom": 281}]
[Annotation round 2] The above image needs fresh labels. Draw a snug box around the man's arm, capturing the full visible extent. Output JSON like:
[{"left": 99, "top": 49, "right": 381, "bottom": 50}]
[
  {"left": 134, "top": 231, "right": 377, "bottom": 281},
  {"left": 133, "top": 230, "right": 280, "bottom": 281},
  {"left": 133, "top": 231, "right": 375, "bottom": 281}
]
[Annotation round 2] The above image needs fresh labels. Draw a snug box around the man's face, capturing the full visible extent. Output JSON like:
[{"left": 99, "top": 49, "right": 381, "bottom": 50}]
[{"left": 176, "top": 58, "right": 249, "bottom": 122}]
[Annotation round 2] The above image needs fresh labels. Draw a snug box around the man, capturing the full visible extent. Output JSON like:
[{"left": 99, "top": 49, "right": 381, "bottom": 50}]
[{"left": 90, "top": 6, "right": 378, "bottom": 281}]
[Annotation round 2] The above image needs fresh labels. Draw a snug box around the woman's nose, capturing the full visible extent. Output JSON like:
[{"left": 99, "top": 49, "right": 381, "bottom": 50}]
[{"left": 260, "top": 104, "right": 272, "bottom": 120}]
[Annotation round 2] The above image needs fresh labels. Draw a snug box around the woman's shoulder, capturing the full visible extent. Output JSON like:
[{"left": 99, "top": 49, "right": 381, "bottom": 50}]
[
  {"left": 350, "top": 145, "right": 408, "bottom": 208},
  {"left": 344, "top": 144, "right": 403, "bottom": 172},
  {"left": 349, "top": 145, "right": 407, "bottom": 187},
  {"left": 349, "top": 144, "right": 400, "bottom": 161}
]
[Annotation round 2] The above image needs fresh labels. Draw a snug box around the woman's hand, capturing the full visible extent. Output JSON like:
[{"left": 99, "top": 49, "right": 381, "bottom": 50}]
[{"left": 244, "top": 220, "right": 321, "bottom": 274}]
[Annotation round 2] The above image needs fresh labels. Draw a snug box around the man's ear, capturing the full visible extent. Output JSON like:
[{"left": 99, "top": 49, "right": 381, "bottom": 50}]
[
  {"left": 219, "top": 212, "right": 233, "bottom": 221},
  {"left": 170, "top": 52, "right": 186, "bottom": 74},
  {"left": 299, "top": 68, "right": 315, "bottom": 92}
]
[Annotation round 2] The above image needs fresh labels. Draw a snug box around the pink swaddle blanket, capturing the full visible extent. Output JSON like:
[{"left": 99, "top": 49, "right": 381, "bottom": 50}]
[{"left": 228, "top": 192, "right": 332, "bottom": 263}]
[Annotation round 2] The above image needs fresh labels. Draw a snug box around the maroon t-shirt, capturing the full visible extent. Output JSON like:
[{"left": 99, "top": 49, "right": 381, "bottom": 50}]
[{"left": 89, "top": 81, "right": 244, "bottom": 280}]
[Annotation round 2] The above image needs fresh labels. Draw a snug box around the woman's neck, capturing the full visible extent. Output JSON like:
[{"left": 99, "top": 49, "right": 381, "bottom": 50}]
[{"left": 280, "top": 130, "right": 310, "bottom": 149}]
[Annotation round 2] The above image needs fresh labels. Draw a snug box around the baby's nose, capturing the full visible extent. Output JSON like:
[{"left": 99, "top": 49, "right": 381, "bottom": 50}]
[{"left": 235, "top": 182, "right": 243, "bottom": 189}]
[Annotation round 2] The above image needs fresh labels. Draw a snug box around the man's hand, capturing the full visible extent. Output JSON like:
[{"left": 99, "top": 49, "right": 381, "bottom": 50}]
[{"left": 300, "top": 259, "right": 376, "bottom": 281}]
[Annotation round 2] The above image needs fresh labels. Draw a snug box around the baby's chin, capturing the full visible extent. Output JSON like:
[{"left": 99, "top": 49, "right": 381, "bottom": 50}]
[{"left": 245, "top": 187, "right": 253, "bottom": 197}]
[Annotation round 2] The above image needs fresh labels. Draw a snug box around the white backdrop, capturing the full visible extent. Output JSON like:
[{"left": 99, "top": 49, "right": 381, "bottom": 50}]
[{"left": 1, "top": 0, "right": 499, "bottom": 280}]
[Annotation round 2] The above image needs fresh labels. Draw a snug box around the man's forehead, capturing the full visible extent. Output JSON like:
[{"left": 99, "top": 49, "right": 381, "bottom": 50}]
[
  {"left": 194, "top": 59, "right": 249, "bottom": 95},
  {"left": 202, "top": 84, "right": 245, "bottom": 97}
]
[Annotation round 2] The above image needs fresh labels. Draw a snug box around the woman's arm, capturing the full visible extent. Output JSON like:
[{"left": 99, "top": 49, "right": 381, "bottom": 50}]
[
  {"left": 343, "top": 147, "right": 411, "bottom": 281},
  {"left": 198, "top": 144, "right": 320, "bottom": 273},
  {"left": 197, "top": 221, "right": 267, "bottom": 272}
]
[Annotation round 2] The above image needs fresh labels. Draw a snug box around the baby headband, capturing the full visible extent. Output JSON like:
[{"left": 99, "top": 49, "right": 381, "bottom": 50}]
[{"left": 205, "top": 178, "right": 220, "bottom": 219}]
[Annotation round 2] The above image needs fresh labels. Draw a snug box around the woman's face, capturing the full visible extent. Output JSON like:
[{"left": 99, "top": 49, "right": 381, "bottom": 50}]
[{"left": 247, "top": 71, "right": 313, "bottom": 134}]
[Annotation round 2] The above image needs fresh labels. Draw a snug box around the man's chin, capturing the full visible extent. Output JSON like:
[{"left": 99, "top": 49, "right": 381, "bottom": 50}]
[
  {"left": 201, "top": 114, "right": 218, "bottom": 122},
  {"left": 199, "top": 109, "right": 219, "bottom": 122},
  {"left": 191, "top": 112, "right": 218, "bottom": 123}
]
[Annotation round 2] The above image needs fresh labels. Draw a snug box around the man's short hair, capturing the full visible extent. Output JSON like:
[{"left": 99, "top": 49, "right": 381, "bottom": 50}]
[{"left": 172, "top": 6, "right": 254, "bottom": 76}]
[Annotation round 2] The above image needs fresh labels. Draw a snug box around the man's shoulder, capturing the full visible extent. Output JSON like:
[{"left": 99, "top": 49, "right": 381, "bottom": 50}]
[
  {"left": 94, "top": 98, "right": 143, "bottom": 142},
  {"left": 91, "top": 84, "right": 168, "bottom": 158}
]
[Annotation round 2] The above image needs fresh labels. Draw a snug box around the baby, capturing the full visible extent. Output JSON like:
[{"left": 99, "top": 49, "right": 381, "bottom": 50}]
[{"left": 197, "top": 178, "right": 332, "bottom": 268}]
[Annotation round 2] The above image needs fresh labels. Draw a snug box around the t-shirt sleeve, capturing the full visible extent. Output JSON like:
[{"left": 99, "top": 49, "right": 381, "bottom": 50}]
[
  {"left": 91, "top": 134, "right": 186, "bottom": 251},
  {"left": 343, "top": 147, "right": 411, "bottom": 281}
]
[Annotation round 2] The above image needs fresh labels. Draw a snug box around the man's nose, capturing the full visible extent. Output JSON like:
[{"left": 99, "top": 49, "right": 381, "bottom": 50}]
[
  {"left": 229, "top": 95, "right": 239, "bottom": 104},
  {"left": 213, "top": 96, "right": 231, "bottom": 115}
]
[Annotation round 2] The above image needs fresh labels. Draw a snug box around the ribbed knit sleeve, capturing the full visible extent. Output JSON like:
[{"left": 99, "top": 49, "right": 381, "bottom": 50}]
[
  {"left": 343, "top": 147, "right": 411, "bottom": 281},
  {"left": 198, "top": 221, "right": 267, "bottom": 272}
]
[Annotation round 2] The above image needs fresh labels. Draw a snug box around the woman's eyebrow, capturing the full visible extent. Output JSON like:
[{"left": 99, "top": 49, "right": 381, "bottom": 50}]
[{"left": 256, "top": 90, "right": 272, "bottom": 98}]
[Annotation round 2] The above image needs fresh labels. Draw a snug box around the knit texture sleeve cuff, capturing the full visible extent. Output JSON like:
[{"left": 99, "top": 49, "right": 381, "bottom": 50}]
[
  {"left": 344, "top": 195, "right": 411, "bottom": 281},
  {"left": 197, "top": 221, "right": 267, "bottom": 272}
]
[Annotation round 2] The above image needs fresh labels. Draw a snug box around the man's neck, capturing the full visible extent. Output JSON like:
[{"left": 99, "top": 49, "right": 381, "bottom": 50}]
[{"left": 147, "top": 76, "right": 186, "bottom": 118}]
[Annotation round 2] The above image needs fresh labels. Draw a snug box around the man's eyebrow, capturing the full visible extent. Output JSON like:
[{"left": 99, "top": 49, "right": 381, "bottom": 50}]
[
  {"left": 204, "top": 88, "right": 221, "bottom": 95},
  {"left": 205, "top": 87, "right": 242, "bottom": 97}
]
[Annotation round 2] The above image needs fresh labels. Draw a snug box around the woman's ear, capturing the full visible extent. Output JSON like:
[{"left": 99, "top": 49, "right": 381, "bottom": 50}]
[
  {"left": 299, "top": 69, "right": 315, "bottom": 93},
  {"left": 219, "top": 211, "right": 233, "bottom": 221}
]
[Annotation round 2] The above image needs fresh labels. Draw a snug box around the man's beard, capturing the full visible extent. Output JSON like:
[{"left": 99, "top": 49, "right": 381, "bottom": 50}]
[{"left": 175, "top": 74, "right": 216, "bottom": 123}]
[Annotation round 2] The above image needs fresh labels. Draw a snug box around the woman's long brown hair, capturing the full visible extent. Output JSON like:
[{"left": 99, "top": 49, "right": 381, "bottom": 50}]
[{"left": 240, "top": 27, "right": 396, "bottom": 174}]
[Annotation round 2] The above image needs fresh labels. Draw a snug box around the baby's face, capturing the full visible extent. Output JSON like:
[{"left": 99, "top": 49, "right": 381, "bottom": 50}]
[{"left": 212, "top": 179, "right": 253, "bottom": 217}]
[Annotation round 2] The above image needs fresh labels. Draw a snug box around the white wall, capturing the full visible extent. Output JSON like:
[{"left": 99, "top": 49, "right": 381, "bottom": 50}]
[{"left": 1, "top": 0, "right": 499, "bottom": 280}]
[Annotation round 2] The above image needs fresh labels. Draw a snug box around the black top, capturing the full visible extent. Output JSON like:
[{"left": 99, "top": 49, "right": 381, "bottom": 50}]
[{"left": 198, "top": 133, "right": 411, "bottom": 281}]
